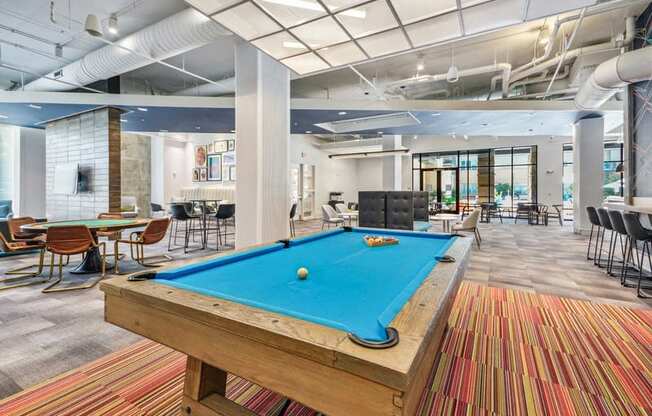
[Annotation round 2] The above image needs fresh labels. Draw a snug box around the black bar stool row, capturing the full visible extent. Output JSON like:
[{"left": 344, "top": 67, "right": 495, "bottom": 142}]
[
  {"left": 586, "top": 206, "right": 652, "bottom": 298},
  {"left": 168, "top": 202, "right": 236, "bottom": 253}
]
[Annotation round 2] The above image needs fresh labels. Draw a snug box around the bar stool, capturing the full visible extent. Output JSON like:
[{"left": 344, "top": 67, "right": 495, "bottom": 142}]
[
  {"left": 585, "top": 207, "right": 602, "bottom": 263},
  {"left": 607, "top": 210, "right": 639, "bottom": 282},
  {"left": 596, "top": 208, "right": 616, "bottom": 270},
  {"left": 622, "top": 212, "right": 652, "bottom": 298}
]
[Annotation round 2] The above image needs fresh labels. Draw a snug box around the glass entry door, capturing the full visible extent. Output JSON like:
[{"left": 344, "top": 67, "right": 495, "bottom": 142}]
[{"left": 421, "top": 168, "right": 459, "bottom": 213}]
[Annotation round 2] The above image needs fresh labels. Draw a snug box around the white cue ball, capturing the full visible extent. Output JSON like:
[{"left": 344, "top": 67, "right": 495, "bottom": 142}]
[{"left": 297, "top": 267, "right": 309, "bottom": 280}]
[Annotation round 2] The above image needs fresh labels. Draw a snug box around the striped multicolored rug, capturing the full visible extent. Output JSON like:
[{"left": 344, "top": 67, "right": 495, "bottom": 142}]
[{"left": 1, "top": 282, "right": 650, "bottom": 416}]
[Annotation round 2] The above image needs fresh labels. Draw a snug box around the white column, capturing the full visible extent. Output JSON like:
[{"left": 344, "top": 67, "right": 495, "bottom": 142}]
[
  {"left": 573, "top": 116, "right": 604, "bottom": 234},
  {"left": 150, "top": 135, "right": 165, "bottom": 206},
  {"left": 382, "top": 135, "right": 402, "bottom": 191},
  {"left": 235, "top": 42, "right": 290, "bottom": 247}
]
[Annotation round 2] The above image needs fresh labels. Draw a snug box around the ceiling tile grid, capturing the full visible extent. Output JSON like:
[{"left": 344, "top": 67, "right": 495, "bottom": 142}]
[{"left": 186, "top": 0, "right": 598, "bottom": 75}]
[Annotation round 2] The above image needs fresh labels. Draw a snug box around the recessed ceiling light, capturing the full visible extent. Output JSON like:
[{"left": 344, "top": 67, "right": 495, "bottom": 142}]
[
  {"left": 0, "top": 114, "right": 7, "bottom": 119},
  {"left": 195, "top": 126, "right": 201, "bottom": 130},
  {"left": 463, "top": 135, "right": 469, "bottom": 141},
  {"left": 338, "top": 111, "right": 347, "bottom": 115},
  {"left": 120, "top": 119, "right": 127, "bottom": 123},
  {"left": 28, "top": 104, "right": 42, "bottom": 109},
  {"left": 431, "top": 113, "right": 441, "bottom": 116},
  {"left": 377, "top": 131, "right": 383, "bottom": 134},
  {"left": 137, "top": 107, "right": 148, "bottom": 112}
]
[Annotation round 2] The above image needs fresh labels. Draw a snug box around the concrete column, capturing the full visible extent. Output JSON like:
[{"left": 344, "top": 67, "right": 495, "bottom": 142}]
[
  {"left": 572, "top": 116, "right": 604, "bottom": 234},
  {"left": 234, "top": 42, "right": 290, "bottom": 247},
  {"left": 382, "top": 135, "right": 402, "bottom": 191}
]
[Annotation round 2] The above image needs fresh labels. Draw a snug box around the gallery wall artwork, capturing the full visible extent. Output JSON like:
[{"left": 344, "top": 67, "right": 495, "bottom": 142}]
[
  {"left": 193, "top": 139, "right": 236, "bottom": 182},
  {"left": 208, "top": 154, "right": 222, "bottom": 181},
  {"left": 195, "top": 145, "right": 207, "bottom": 167}
]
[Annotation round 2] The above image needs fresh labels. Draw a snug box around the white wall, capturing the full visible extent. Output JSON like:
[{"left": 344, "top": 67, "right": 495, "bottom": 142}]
[
  {"left": 356, "top": 158, "right": 383, "bottom": 193},
  {"left": 162, "top": 139, "right": 189, "bottom": 204},
  {"left": 147, "top": 133, "right": 237, "bottom": 204},
  {"left": 291, "top": 135, "right": 358, "bottom": 206}
]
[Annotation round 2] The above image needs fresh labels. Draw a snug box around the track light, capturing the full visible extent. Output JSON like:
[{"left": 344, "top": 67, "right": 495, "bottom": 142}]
[
  {"left": 108, "top": 13, "right": 118, "bottom": 35},
  {"left": 84, "top": 14, "right": 103, "bottom": 37}
]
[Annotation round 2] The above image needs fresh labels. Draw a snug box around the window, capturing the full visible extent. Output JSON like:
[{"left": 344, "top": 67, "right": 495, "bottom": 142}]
[
  {"left": 603, "top": 142, "right": 624, "bottom": 198},
  {"left": 412, "top": 146, "right": 538, "bottom": 212},
  {"left": 562, "top": 144, "right": 573, "bottom": 217},
  {"left": 561, "top": 141, "right": 624, "bottom": 219}
]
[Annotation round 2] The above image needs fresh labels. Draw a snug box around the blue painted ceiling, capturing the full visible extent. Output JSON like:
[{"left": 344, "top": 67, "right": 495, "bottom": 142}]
[{"left": 0, "top": 102, "right": 616, "bottom": 136}]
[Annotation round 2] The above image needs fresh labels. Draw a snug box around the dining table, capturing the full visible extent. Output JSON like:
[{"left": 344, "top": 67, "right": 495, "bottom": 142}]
[
  {"left": 21, "top": 218, "right": 150, "bottom": 274},
  {"left": 430, "top": 213, "right": 461, "bottom": 233}
]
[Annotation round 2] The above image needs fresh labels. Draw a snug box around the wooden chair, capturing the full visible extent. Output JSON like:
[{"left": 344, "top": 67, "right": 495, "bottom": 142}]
[
  {"left": 115, "top": 218, "right": 171, "bottom": 274},
  {"left": 452, "top": 208, "right": 482, "bottom": 248},
  {"left": 0, "top": 220, "right": 48, "bottom": 290},
  {"left": 42, "top": 225, "right": 106, "bottom": 293}
]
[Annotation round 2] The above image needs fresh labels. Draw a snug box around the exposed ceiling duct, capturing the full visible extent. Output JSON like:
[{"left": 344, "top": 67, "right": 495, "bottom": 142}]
[
  {"left": 23, "top": 8, "right": 230, "bottom": 92},
  {"left": 174, "top": 76, "right": 235, "bottom": 96},
  {"left": 575, "top": 46, "right": 652, "bottom": 110},
  {"left": 384, "top": 63, "right": 512, "bottom": 99}
]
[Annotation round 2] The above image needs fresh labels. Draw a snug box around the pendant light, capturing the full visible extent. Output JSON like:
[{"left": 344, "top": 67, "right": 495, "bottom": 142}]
[
  {"left": 84, "top": 14, "right": 103, "bottom": 37},
  {"left": 446, "top": 47, "right": 459, "bottom": 83}
]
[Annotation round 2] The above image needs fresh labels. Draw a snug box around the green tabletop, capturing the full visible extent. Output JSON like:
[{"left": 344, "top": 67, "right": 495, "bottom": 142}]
[{"left": 22, "top": 219, "right": 150, "bottom": 232}]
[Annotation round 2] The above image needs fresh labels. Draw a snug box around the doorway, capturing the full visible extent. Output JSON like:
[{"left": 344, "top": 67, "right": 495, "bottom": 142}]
[{"left": 421, "top": 168, "right": 459, "bottom": 213}]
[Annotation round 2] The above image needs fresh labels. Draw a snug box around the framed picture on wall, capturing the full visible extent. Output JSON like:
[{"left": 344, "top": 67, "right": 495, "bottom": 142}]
[
  {"left": 228, "top": 140, "right": 235, "bottom": 151},
  {"left": 207, "top": 143, "right": 214, "bottom": 154},
  {"left": 199, "top": 168, "right": 208, "bottom": 181},
  {"left": 229, "top": 166, "right": 236, "bottom": 181},
  {"left": 214, "top": 140, "right": 228, "bottom": 153},
  {"left": 195, "top": 145, "right": 207, "bottom": 167},
  {"left": 192, "top": 168, "right": 200, "bottom": 182},
  {"left": 223, "top": 151, "right": 235, "bottom": 166},
  {"left": 207, "top": 154, "right": 222, "bottom": 181}
]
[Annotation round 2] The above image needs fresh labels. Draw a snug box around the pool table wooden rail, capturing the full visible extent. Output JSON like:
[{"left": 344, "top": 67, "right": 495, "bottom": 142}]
[{"left": 100, "top": 234, "right": 472, "bottom": 416}]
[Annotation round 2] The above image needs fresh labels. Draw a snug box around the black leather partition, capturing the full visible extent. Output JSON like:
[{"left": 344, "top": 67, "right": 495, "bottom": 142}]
[
  {"left": 358, "top": 192, "right": 387, "bottom": 228},
  {"left": 412, "top": 191, "right": 429, "bottom": 222},
  {"left": 386, "top": 192, "right": 414, "bottom": 230}
]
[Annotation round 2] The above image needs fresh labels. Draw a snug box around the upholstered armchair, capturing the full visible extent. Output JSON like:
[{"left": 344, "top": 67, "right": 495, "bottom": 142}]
[{"left": 0, "top": 200, "right": 13, "bottom": 220}]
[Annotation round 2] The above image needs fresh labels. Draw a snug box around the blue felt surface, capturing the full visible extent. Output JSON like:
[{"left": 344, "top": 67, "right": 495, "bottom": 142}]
[{"left": 156, "top": 228, "right": 455, "bottom": 341}]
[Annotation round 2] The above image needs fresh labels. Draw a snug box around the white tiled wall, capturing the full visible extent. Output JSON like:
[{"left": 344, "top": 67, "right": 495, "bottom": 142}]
[{"left": 45, "top": 109, "right": 111, "bottom": 220}]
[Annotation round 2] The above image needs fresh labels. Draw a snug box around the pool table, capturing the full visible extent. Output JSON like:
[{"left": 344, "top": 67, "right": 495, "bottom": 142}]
[{"left": 100, "top": 227, "right": 471, "bottom": 416}]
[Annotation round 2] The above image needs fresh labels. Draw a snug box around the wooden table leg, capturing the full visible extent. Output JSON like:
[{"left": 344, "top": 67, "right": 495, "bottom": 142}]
[{"left": 181, "top": 356, "right": 257, "bottom": 416}]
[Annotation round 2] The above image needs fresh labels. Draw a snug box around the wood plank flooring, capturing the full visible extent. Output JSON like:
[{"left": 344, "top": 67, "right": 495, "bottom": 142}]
[{"left": 0, "top": 219, "right": 649, "bottom": 400}]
